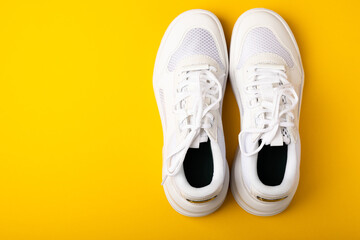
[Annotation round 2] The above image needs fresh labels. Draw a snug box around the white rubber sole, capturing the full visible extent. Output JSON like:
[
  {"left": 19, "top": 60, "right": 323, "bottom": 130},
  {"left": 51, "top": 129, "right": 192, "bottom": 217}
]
[
  {"left": 164, "top": 163, "right": 229, "bottom": 217},
  {"left": 231, "top": 149, "right": 297, "bottom": 216},
  {"left": 229, "top": 8, "right": 304, "bottom": 216}
]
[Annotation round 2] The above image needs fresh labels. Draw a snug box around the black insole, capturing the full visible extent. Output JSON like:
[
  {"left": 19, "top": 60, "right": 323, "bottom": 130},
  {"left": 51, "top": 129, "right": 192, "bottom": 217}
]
[
  {"left": 183, "top": 139, "right": 214, "bottom": 188},
  {"left": 257, "top": 141, "right": 288, "bottom": 186}
]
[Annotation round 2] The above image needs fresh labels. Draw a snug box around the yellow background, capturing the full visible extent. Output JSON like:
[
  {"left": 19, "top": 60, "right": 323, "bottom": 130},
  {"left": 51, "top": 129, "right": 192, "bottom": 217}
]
[{"left": 0, "top": 0, "right": 359, "bottom": 239}]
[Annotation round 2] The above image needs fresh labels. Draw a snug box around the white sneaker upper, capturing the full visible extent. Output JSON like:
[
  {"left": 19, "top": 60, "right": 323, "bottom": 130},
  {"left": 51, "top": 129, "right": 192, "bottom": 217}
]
[
  {"left": 153, "top": 9, "right": 229, "bottom": 216},
  {"left": 230, "top": 8, "right": 304, "bottom": 215}
]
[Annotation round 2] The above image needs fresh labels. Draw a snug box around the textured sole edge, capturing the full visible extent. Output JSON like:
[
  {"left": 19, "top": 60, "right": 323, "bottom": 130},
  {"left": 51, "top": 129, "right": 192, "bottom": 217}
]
[
  {"left": 230, "top": 149, "right": 293, "bottom": 216},
  {"left": 164, "top": 163, "right": 229, "bottom": 217}
]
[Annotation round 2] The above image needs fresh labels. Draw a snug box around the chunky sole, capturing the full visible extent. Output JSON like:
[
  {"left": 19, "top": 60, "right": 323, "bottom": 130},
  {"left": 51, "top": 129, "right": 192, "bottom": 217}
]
[
  {"left": 231, "top": 149, "right": 297, "bottom": 216},
  {"left": 229, "top": 8, "right": 304, "bottom": 216},
  {"left": 164, "top": 163, "right": 229, "bottom": 217}
]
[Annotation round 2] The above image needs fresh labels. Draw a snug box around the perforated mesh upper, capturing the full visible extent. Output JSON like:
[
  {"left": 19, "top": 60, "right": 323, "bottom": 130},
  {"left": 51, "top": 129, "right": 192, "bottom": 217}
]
[
  {"left": 237, "top": 27, "right": 294, "bottom": 69},
  {"left": 168, "top": 28, "right": 224, "bottom": 72}
]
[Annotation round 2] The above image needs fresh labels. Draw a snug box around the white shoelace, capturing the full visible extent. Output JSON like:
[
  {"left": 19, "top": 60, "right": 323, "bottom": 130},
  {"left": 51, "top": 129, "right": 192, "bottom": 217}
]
[
  {"left": 162, "top": 64, "right": 223, "bottom": 185},
  {"left": 239, "top": 65, "right": 299, "bottom": 157}
]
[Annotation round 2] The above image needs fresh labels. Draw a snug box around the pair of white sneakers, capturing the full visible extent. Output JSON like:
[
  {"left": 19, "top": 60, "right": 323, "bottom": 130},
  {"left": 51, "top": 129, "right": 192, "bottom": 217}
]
[{"left": 153, "top": 8, "right": 304, "bottom": 217}]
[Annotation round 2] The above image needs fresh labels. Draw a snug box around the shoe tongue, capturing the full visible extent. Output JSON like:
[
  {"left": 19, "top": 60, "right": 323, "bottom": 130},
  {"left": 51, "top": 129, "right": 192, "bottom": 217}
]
[
  {"left": 268, "top": 127, "right": 291, "bottom": 146},
  {"left": 270, "top": 128, "right": 284, "bottom": 146},
  {"left": 190, "top": 130, "right": 208, "bottom": 148},
  {"left": 257, "top": 83, "right": 283, "bottom": 147},
  {"left": 258, "top": 83, "right": 274, "bottom": 102},
  {"left": 253, "top": 65, "right": 291, "bottom": 147}
]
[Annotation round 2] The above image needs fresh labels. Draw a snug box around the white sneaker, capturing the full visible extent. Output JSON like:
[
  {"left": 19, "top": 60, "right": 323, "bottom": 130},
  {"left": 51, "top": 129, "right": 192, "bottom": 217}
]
[
  {"left": 153, "top": 9, "right": 229, "bottom": 217},
  {"left": 229, "top": 8, "right": 304, "bottom": 216}
]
